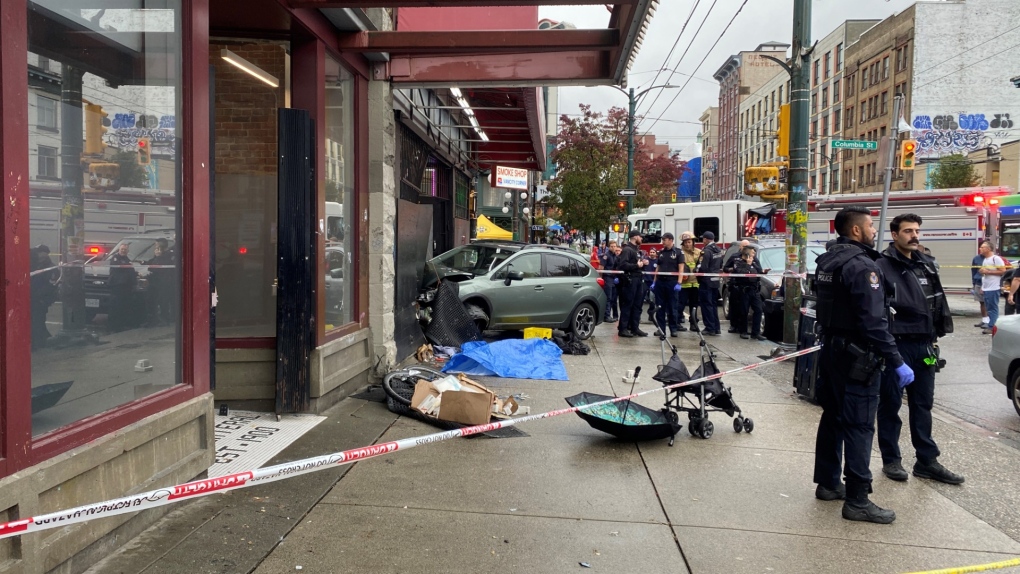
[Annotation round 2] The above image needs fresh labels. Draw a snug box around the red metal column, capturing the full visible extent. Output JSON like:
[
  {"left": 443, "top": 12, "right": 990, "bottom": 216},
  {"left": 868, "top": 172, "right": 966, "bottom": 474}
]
[{"left": 0, "top": 0, "right": 32, "bottom": 475}]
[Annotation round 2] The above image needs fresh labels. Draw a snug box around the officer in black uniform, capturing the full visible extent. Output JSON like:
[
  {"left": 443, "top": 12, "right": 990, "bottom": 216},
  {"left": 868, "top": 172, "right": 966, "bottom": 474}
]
[
  {"left": 875, "top": 214, "right": 963, "bottom": 485},
  {"left": 813, "top": 206, "right": 914, "bottom": 524},
  {"left": 651, "top": 232, "right": 684, "bottom": 337},
  {"left": 617, "top": 230, "right": 649, "bottom": 338}
]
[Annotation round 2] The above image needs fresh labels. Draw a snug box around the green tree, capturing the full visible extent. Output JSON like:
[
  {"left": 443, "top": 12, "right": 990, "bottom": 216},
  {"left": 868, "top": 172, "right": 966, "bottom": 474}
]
[
  {"left": 926, "top": 154, "right": 981, "bottom": 189},
  {"left": 111, "top": 151, "right": 147, "bottom": 188},
  {"left": 548, "top": 105, "right": 686, "bottom": 233}
]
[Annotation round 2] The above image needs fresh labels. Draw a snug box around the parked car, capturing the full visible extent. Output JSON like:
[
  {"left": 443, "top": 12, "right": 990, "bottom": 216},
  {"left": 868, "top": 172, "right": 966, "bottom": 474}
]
[
  {"left": 988, "top": 314, "right": 1020, "bottom": 417},
  {"left": 720, "top": 242, "right": 826, "bottom": 323},
  {"left": 419, "top": 241, "right": 607, "bottom": 339},
  {"left": 83, "top": 230, "right": 176, "bottom": 325}
]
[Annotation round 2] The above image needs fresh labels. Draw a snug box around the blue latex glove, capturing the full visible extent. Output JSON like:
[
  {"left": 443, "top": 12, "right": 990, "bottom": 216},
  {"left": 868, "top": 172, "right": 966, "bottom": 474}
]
[
  {"left": 650, "top": 282, "right": 657, "bottom": 291},
  {"left": 613, "top": 278, "right": 619, "bottom": 285},
  {"left": 895, "top": 363, "right": 915, "bottom": 388},
  {"left": 673, "top": 283, "right": 682, "bottom": 292}
]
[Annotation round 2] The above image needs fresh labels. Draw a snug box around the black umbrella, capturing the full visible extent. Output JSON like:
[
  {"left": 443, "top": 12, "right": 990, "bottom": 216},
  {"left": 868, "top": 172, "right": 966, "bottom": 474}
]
[
  {"left": 32, "top": 381, "right": 73, "bottom": 414},
  {"left": 565, "top": 392, "right": 680, "bottom": 442}
]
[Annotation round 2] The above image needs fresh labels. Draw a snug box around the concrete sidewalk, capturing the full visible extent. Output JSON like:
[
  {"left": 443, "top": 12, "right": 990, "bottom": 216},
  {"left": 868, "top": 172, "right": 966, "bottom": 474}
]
[{"left": 88, "top": 319, "right": 1020, "bottom": 574}]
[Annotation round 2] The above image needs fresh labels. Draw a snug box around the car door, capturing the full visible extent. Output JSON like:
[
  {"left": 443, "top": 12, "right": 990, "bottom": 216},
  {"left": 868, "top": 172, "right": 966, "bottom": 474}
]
[
  {"left": 488, "top": 252, "right": 546, "bottom": 327},
  {"left": 542, "top": 253, "right": 582, "bottom": 325}
]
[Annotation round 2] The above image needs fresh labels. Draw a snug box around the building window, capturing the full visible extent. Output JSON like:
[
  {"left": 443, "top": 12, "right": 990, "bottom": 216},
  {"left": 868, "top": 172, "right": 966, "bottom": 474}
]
[
  {"left": 831, "top": 171, "right": 839, "bottom": 192},
  {"left": 810, "top": 174, "right": 817, "bottom": 190},
  {"left": 846, "top": 106, "right": 853, "bottom": 126},
  {"left": 37, "top": 145, "right": 58, "bottom": 179},
  {"left": 882, "top": 56, "right": 890, "bottom": 80},
  {"left": 847, "top": 74, "right": 855, "bottom": 97},
  {"left": 36, "top": 96, "right": 57, "bottom": 131},
  {"left": 834, "top": 109, "right": 841, "bottom": 132},
  {"left": 861, "top": 67, "right": 869, "bottom": 90},
  {"left": 820, "top": 172, "right": 827, "bottom": 194},
  {"left": 811, "top": 93, "right": 817, "bottom": 114},
  {"left": 824, "top": 52, "right": 832, "bottom": 79},
  {"left": 836, "top": 43, "right": 843, "bottom": 71},
  {"left": 832, "top": 80, "right": 840, "bottom": 104},
  {"left": 813, "top": 60, "right": 820, "bottom": 86},
  {"left": 27, "top": 0, "right": 184, "bottom": 438},
  {"left": 822, "top": 115, "right": 829, "bottom": 137},
  {"left": 881, "top": 91, "right": 889, "bottom": 116},
  {"left": 821, "top": 87, "right": 828, "bottom": 109},
  {"left": 811, "top": 119, "right": 818, "bottom": 139},
  {"left": 779, "top": 85, "right": 784, "bottom": 103}
]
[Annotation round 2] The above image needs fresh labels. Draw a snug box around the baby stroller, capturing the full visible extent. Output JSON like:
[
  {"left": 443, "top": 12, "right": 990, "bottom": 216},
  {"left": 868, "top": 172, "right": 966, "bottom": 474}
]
[{"left": 650, "top": 295, "right": 754, "bottom": 446}]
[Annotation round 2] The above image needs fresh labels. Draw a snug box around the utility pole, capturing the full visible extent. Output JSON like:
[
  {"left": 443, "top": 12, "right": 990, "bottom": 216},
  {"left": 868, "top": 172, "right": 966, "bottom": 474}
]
[
  {"left": 782, "top": 0, "right": 812, "bottom": 348},
  {"left": 876, "top": 94, "right": 905, "bottom": 248},
  {"left": 626, "top": 87, "right": 636, "bottom": 216}
]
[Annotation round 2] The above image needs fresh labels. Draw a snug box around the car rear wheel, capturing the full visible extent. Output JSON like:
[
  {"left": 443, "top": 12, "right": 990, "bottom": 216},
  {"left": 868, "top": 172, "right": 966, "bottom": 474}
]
[
  {"left": 570, "top": 303, "right": 597, "bottom": 340},
  {"left": 465, "top": 303, "right": 489, "bottom": 333},
  {"left": 1010, "top": 368, "right": 1020, "bottom": 418}
]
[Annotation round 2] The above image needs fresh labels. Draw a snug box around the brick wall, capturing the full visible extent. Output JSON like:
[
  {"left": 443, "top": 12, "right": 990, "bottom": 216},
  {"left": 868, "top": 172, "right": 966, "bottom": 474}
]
[{"left": 210, "top": 42, "right": 287, "bottom": 176}]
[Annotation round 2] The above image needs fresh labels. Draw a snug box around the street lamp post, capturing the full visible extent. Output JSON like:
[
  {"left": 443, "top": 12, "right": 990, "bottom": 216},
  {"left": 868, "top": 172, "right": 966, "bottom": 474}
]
[{"left": 611, "top": 84, "right": 679, "bottom": 216}]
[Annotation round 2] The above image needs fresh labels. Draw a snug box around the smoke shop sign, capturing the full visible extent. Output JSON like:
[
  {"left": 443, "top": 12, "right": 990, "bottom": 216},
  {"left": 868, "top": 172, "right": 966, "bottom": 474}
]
[{"left": 495, "top": 166, "right": 528, "bottom": 190}]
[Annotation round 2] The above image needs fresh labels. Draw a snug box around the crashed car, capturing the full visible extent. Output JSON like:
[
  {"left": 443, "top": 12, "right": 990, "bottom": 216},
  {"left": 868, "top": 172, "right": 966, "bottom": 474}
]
[
  {"left": 419, "top": 241, "right": 607, "bottom": 340},
  {"left": 720, "top": 241, "right": 825, "bottom": 330}
]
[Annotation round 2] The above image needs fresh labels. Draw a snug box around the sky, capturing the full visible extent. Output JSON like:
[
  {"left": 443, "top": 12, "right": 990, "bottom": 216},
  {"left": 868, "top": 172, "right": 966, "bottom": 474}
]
[{"left": 539, "top": 0, "right": 920, "bottom": 152}]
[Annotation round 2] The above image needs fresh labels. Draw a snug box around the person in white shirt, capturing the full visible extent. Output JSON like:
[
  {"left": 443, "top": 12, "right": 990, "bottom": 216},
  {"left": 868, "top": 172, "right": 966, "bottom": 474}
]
[{"left": 978, "top": 241, "right": 1007, "bottom": 334}]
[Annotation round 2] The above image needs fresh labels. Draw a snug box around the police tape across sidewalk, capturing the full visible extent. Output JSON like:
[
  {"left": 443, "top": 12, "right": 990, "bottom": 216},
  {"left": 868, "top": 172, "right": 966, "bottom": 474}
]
[
  {"left": 597, "top": 268, "right": 809, "bottom": 279},
  {"left": 0, "top": 344, "right": 822, "bottom": 541},
  {"left": 29, "top": 263, "right": 177, "bottom": 277}
]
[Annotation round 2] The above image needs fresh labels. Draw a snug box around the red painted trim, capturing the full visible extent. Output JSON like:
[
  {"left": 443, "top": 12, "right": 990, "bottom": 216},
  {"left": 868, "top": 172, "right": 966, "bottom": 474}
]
[
  {"left": 183, "top": 0, "right": 212, "bottom": 396},
  {"left": 292, "top": 38, "right": 327, "bottom": 347},
  {"left": 356, "top": 73, "right": 369, "bottom": 330},
  {"left": 388, "top": 51, "right": 611, "bottom": 86},
  {"left": 339, "top": 29, "right": 618, "bottom": 54},
  {"left": 31, "top": 385, "right": 197, "bottom": 463},
  {"left": 0, "top": 0, "right": 32, "bottom": 476},
  {"left": 291, "top": 0, "right": 638, "bottom": 6},
  {"left": 216, "top": 338, "right": 276, "bottom": 350}
]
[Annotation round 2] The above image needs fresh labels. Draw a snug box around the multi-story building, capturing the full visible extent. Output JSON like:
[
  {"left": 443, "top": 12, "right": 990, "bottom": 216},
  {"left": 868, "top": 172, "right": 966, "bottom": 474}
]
[
  {"left": 699, "top": 107, "right": 718, "bottom": 199},
  {"left": 712, "top": 42, "right": 790, "bottom": 200},
  {"left": 840, "top": 0, "right": 1020, "bottom": 194},
  {"left": 636, "top": 133, "right": 670, "bottom": 159},
  {"left": 807, "top": 21, "right": 879, "bottom": 195},
  {"left": 840, "top": 7, "right": 916, "bottom": 194},
  {"left": 738, "top": 70, "right": 788, "bottom": 186}
]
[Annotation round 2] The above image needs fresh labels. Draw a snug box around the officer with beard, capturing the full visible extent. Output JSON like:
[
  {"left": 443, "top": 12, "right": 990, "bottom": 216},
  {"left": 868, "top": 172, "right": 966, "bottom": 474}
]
[
  {"left": 813, "top": 206, "right": 913, "bottom": 524},
  {"left": 875, "top": 214, "right": 962, "bottom": 485}
]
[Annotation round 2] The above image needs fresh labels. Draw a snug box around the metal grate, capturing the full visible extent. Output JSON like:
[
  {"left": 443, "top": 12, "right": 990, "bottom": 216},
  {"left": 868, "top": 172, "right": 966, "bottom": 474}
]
[
  {"left": 421, "top": 156, "right": 452, "bottom": 202},
  {"left": 399, "top": 122, "right": 430, "bottom": 202}
]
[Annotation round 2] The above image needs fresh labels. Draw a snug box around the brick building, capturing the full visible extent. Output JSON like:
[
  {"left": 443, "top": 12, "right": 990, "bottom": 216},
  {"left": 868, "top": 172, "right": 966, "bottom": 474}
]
[{"left": 711, "top": 42, "right": 790, "bottom": 200}]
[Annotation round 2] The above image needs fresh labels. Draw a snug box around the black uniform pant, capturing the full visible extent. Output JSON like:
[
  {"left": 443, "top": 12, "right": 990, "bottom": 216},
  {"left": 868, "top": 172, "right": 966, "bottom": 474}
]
[
  {"left": 814, "top": 341, "right": 880, "bottom": 491},
  {"left": 618, "top": 276, "right": 644, "bottom": 333},
  {"left": 878, "top": 337, "right": 940, "bottom": 465},
  {"left": 678, "top": 286, "right": 699, "bottom": 325},
  {"left": 654, "top": 281, "right": 680, "bottom": 331},
  {"left": 735, "top": 286, "right": 764, "bottom": 336},
  {"left": 698, "top": 283, "right": 721, "bottom": 333}
]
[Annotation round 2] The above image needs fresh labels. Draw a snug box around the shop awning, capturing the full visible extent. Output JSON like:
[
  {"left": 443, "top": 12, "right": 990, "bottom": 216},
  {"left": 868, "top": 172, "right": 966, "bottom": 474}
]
[{"left": 476, "top": 215, "right": 513, "bottom": 240}]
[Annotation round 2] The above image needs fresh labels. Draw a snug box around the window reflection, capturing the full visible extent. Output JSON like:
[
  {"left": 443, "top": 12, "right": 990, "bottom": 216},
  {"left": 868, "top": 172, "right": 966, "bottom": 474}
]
[
  {"left": 324, "top": 56, "right": 355, "bottom": 330},
  {"left": 27, "top": 2, "right": 182, "bottom": 436}
]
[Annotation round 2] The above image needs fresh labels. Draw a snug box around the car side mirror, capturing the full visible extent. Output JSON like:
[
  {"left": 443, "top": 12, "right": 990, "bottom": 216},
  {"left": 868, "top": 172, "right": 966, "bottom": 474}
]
[
  {"left": 504, "top": 270, "right": 524, "bottom": 286},
  {"left": 330, "top": 269, "right": 344, "bottom": 280}
]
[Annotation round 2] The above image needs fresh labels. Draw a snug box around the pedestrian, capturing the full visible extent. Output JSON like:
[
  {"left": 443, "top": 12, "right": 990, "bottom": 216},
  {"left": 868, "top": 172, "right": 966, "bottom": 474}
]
[
  {"left": 30, "top": 245, "right": 59, "bottom": 349},
  {"left": 730, "top": 246, "right": 766, "bottom": 341},
  {"left": 642, "top": 247, "right": 658, "bottom": 323},
  {"left": 695, "top": 231, "right": 723, "bottom": 336},
  {"left": 678, "top": 232, "right": 702, "bottom": 332},
  {"left": 601, "top": 241, "right": 620, "bottom": 322},
  {"left": 875, "top": 214, "right": 962, "bottom": 486},
  {"left": 108, "top": 242, "right": 138, "bottom": 332},
  {"left": 144, "top": 238, "right": 175, "bottom": 325},
  {"left": 977, "top": 241, "right": 1007, "bottom": 334},
  {"left": 972, "top": 250, "right": 988, "bottom": 329},
  {"left": 651, "top": 233, "right": 684, "bottom": 336},
  {"left": 616, "top": 230, "right": 649, "bottom": 338},
  {"left": 812, "top": 205, "right": 913, "bottom": 524}
]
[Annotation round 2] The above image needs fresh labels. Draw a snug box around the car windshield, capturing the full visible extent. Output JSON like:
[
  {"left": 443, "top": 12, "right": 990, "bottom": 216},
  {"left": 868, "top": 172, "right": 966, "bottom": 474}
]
[
  {"left": 429, "top": 244, "right": 516, "bottom": 276},
  {"left": 758, "top": 245, "right": 825, "bottom": 273}
]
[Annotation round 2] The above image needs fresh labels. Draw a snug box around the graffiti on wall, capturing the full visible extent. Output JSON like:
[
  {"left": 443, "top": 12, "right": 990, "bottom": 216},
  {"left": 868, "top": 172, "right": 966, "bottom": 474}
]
[
  {"left": 104, "top": 112, "right": 177, "bottom": 159},
  {"left": 910, "top": 112, "right": 1013, "bottom": 157}
]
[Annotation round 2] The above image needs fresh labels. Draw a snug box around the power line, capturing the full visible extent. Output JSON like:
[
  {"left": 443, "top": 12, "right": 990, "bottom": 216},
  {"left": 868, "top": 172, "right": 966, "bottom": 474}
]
[
  {"left": 639, "top": 0, "right": 719, "bottom": 120},
  {"left": 640, "top": 0, "right": 750, "bottom": 136},
  {"left": 914, "top": 40, "right": 1020, "bottom": 91},
  {"left": 640, "top": 0, "right": 704, "bottom": 107},
  {"left": 914, "top": 24, "right": 1020, "bottom": 77}
]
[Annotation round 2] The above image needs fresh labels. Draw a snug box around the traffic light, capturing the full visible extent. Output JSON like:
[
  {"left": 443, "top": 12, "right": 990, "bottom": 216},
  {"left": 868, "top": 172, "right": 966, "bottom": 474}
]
[
  {"left": 671, "top": 193, "right": 677, "bottom": 202},
  {"left": 777, "top": 104, "right": 791, "bottom": 157},
  {"left": 137, "top": 138, "right": 151, "bottom": 166},
  {"left": 84, "top": 103, "right": 108, "bottom": 155},
  {"left": 617, "top": 200, "right": 626, "bottom": 213},
  {"left": 900, "top": 139, "right": 917, "bottom": 170}
]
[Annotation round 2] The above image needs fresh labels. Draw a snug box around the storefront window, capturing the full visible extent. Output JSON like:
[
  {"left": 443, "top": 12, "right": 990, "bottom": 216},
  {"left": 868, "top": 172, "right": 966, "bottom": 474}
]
[
  {"left": 27, "top": 1, "right": 182, "bottom": 436},
  {"left": 324, "top": 55, "right": 355, "bottom": 330},
  {"left": 212, "top": 40, "right": 290, "bottom": 338}
]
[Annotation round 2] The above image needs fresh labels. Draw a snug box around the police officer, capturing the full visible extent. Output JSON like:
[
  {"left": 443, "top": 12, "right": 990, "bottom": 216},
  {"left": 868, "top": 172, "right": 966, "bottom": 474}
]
[
  {"left": 875, "top": 214, "right": 963, "bottom": 485},
  {"left": 813, "top": 206, "right": 913, "bottom": 524},
  {"left": 601, "top": 241, "right": 620, "bottom": 323},
  {"left": 730, "top": 246, "right": 766, "bottom": 340},
  {"left": 696, "top": 231, "right": 724, "bottom": 336},
  {"left": 651, "top": 232, "right": 684, "bottom": 337},
  {"left": 617, "top": 230, "right": 649, "bottom": 338}
]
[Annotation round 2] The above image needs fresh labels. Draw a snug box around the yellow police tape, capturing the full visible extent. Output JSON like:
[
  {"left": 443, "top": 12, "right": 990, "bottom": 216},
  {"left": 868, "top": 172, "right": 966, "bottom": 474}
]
[{"left": 903, "top": 557, "right": 1020, "bottom": 574}]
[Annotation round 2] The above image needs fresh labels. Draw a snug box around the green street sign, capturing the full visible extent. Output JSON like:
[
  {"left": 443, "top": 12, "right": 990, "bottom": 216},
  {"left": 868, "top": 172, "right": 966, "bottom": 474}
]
[{"left": 831, "top": 139, "right": 878, "bottom": 150}]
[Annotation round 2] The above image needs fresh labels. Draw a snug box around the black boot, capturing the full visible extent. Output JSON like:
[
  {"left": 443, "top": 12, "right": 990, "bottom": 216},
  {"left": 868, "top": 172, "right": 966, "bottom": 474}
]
[{"left": 841, "top": 482, "right": 895, "bottom": 524}]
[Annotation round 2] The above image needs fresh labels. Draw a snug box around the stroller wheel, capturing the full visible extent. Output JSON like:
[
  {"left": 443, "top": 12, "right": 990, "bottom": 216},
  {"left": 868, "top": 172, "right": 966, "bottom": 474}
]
[
  {"left": 664, "top": 410, "right": 680, "bottom": 425},
  {"left": 688, "top": 418, "right": 701, "bottom": 436},
  {"left": 743, "top": 418, "right": 755, "bottom": 433},
  {"left": 687, "top": 411, "right": 697, "bottom": 421},
  {"left": 733, "top": 417, "right": 744, "bottom": 433},
  {"left": 699, "top": 419, "right": 714, "bottom": 439}
]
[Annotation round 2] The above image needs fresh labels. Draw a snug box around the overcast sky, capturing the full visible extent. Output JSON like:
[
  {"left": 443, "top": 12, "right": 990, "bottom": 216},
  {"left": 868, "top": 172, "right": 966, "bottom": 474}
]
[{"left": 539, "top": 0, "right": 918, "bottom": 154}]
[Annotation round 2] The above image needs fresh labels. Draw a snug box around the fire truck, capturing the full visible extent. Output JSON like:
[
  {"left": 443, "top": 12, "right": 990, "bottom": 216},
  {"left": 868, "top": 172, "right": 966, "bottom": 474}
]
[
  {"left": 996, "top": 194, "right": 1020, "bottom": 260},
  {"left": 628, "top": 200, "right": 773, "bottom": 250}
]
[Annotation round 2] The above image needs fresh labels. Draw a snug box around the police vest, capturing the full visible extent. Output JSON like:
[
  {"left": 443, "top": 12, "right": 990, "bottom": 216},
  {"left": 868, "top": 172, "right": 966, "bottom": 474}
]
[{"left": 814, "top": 244, "right": 865, "bottom": 335}]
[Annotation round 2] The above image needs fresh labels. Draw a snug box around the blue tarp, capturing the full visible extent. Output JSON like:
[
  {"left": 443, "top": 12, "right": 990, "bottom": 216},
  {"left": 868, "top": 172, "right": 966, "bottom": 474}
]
[{"left": 442, "top": 339, "right": 569, "bottom": 381}]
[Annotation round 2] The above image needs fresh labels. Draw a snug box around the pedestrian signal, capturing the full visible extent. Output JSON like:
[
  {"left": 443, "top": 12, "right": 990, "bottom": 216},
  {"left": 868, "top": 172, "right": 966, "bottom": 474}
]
[
  {"left": 137, "top": 138, "right": 151, "bottom": 166},
  {"left": 612, "top": 223, "right": 622, "bottom": 232},
  {"left": 900, "top": 139, "right": 917, "bottom": 170}
]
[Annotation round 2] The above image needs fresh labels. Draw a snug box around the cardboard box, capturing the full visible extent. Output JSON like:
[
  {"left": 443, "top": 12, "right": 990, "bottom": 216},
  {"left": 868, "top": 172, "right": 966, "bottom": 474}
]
[
  {"left": 437, "top": 376, "right": 496, "bottom": 426},
  {"left": 410, "top": 379, "right": 442, "bottom": 416}
]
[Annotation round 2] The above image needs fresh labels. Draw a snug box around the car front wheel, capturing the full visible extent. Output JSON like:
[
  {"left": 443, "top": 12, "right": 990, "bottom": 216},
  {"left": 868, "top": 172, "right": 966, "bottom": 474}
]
[
  {"left": 465, "top": 303, "right": 489, "bottom": 333},
  {"left": 570, "top": 303, "right": 597, "bottom": 340},
  {"left": 1011, "top": 368, "right": 1020, "bottom": 418}
]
